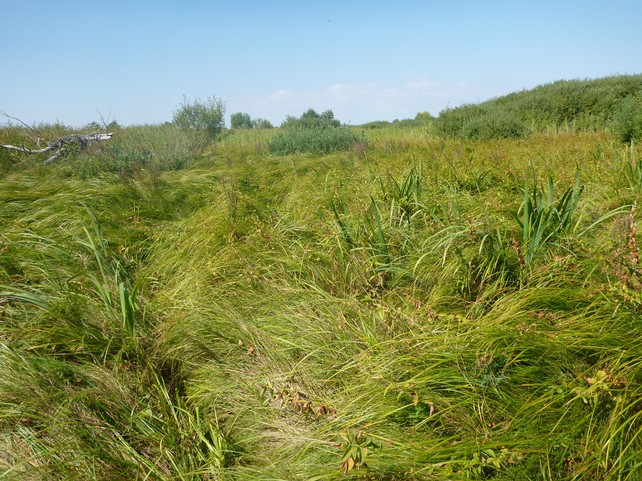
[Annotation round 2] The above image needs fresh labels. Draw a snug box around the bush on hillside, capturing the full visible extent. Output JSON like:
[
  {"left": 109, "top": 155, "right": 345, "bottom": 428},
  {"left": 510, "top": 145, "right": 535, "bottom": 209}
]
[
  {"left": 611, "top": 94, "right": 642, "bottom": 143},
  {"left": 435, "top": 106, "right": 527, "bottom": 140},
  {"left": 435, "top": 74, "right": 642, "bottom": 136},
  {"left": 434, "top": 106, "right": 477, "bottom": 138},
  {"left": 463, "top": 110, "right": 527, "bottom": 140}
]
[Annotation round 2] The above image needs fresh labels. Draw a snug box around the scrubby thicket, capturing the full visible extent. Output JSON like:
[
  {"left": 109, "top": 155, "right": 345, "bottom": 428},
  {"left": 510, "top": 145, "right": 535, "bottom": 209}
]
[
  {"left": 2, "top": 76, "right": 642, "bottom": 480},
  {"left": 268, "top": 109, "right": 365, "bottom": 155},
  {"left": 435, "top": 74, "right": 642, "bottom": 141}
]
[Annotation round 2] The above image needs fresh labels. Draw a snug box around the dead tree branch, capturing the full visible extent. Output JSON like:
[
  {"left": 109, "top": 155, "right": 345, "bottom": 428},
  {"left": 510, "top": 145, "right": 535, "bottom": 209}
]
[
  {"left": 0, "top": 131, "right": 113, "bottom": 165},
  {"left": 1, "top": 110, "right": 114, "bottom": 165}
]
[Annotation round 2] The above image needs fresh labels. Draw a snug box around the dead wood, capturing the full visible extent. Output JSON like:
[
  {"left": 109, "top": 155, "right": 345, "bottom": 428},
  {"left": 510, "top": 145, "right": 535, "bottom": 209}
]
[{"left": 0, "top": 132, "right": 113, "bottom": 165}]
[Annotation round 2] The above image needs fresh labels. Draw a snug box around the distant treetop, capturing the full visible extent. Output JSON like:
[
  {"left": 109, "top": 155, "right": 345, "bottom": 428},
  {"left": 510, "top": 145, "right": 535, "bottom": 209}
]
[
  {"left": 280, "top": 108, "right": 341, "bottom": 129},
  {"left": 230, "top": 112, "right": 274, "bottom": 130}
]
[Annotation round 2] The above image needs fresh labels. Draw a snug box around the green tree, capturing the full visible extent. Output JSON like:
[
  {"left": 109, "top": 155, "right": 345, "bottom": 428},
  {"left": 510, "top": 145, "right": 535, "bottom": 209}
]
[
  {"left": 230, "top": 112, "right": 252, "bottom": 129},
  {"left": 172, "top": 95, "right": 226, "bottom": 136},
  {"left": 172, "top": 96, "right": 226, "bottom": 153},
  {"left": 301, "top": 108, "right": 320, "bottom": 119},
  {"left": 252, "top": 118, "right": 274, "bottom": 129},
  {"left": 281, "top": 108, "right": 341, "bottom": 129}
]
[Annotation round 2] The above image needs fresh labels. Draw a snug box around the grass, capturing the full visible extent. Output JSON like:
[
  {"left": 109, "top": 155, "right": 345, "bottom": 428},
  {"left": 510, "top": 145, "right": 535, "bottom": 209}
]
[
  {"left": 1, "top": 123, "right": 642, "bottom": 480},
  {"left": 268, "top": 125, "right": 365, "bottom": 155},
  {"left": 517, "top": 168, "right": 584, "bottom": 265}
]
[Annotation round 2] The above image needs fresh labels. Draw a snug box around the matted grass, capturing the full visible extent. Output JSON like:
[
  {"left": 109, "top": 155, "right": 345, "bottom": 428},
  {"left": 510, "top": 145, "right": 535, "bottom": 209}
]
[{"left": 1, "top": 125, "right": 642, "bottom": 480}]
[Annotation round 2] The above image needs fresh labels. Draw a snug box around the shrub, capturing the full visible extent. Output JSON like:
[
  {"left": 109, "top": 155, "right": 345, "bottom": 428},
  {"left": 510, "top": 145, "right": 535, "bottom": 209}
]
[
  {"left": 463, "top": 110, "right": 527, "bottom": 140},
  {"left": 172, "top": 96, "right": 226, "bottom": 153},
  {"left": 435, "top": 74, "right": 642, "bottom": 136},
  {"left": 611, "top": 94, "right": 642, "bottom": 143},
  {"left": 435, "top": 106, "right": 527, "bottom": 140},
  {"left": 434, "top": 105, "right": 478, "bottom": 138},
  {"left": 269, "top": 108, "right": 361, "bottom": 155},
  {"left": 268, "top": 125, "right": 364, "bottom": 155},
  {"left": 361, "top": 120, "right": 392, "bottom": 129}
]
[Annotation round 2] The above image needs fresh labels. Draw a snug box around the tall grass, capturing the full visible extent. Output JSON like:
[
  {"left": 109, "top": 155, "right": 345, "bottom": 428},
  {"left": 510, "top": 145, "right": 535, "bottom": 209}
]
[
  {"left": 2, "top": 125, "right": 642, "bottom": 480},
  {"left": 268, "top": 126, "right": 365, "bottom": 155}
]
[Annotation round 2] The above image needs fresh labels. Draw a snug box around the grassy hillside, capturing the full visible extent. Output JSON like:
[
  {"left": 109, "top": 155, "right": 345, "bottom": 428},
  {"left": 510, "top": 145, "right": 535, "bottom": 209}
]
[
  {"left": 435, "top": 74, "right": 642, "bottom": 139},
  {"left": 2, "top": 107, "right": 642, "bottom": 478}
]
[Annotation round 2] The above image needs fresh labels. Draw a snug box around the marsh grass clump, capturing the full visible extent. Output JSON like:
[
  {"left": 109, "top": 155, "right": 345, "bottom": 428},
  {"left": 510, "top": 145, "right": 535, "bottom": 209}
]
[
  {"left": 71, "top": 124, "right": 204, "bottom": 177},
  {"left": 379, "top": 164, "right": 424, "bottom": 220},
  {"left": 268, "top": 125, "right": 365, "bottom": 155},
  {"left": 517, "top": 170, "right": 584, "bottom": 266}
]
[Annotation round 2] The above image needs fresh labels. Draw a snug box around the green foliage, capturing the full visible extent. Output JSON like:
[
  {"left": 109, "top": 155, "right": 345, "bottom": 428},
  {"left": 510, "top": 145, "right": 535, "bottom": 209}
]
[
  {"left": 436, "top": 74, "right": 642, "bottom": 137},
  {"left": 230, "top": 112, "right": 252, "bottom": 129},
  {"left": 611, "top": 94, "right": 642, "bottom": 143},
  {"left": 463, "top": 109, "right": 527, "bottom": 140},
  {"left": 5, "top": 117, "right": 642, "bottom": 480},
  {"left": 360, "top": 120, "right": 394, "bottom": 129},
  {"left": 268, "top": 108, "right": 362, "bottom": 155},
  {"left": 251, "top": 118, "right": 274, "bottom": 129},
  {"left": 415, "top": 111, "right": 433, "bottom": 121},
  {"left": 172, "top": 95, "right": 225, "bottom": 152},
  {"left": 339, "top": 432, "right": 380, "bottom": 473},
  {"left": 435, "top": 105, "right": 527, "bottom": 140},
  {"left": 280, "top": 108, "right": 341, "bottom": 129},
  {"left": 516, "top": 169, "right": 584, "bottom": 265},
  {"left": 361, "top": 114, "right": 433, "bottom": 129},
  {"left": 230, "top": 112, "right": 274, "bottom": 130},
  {"left": 268, "top": 125, "right": 364, "bottom": 155},
  {"left": 172, "top": 95, "right": 226, "bottom": 136}
]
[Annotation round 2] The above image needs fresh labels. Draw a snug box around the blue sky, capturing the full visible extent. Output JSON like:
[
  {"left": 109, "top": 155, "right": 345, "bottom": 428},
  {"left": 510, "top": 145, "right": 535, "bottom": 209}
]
[{"left": 2, "top": 0, "right": 641, "bottom": 127}]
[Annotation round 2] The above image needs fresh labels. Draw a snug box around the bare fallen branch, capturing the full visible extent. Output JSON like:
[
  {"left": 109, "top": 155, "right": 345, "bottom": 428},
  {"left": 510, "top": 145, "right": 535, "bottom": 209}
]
[{"left": 0, "top": 132, "right": 113, "bottom": 165}]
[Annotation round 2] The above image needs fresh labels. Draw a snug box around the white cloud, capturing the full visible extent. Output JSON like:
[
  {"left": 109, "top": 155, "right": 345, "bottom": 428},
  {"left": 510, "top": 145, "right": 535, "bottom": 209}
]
[{"left": 227, "top": 78, "right": 501, "bottom": 125}]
